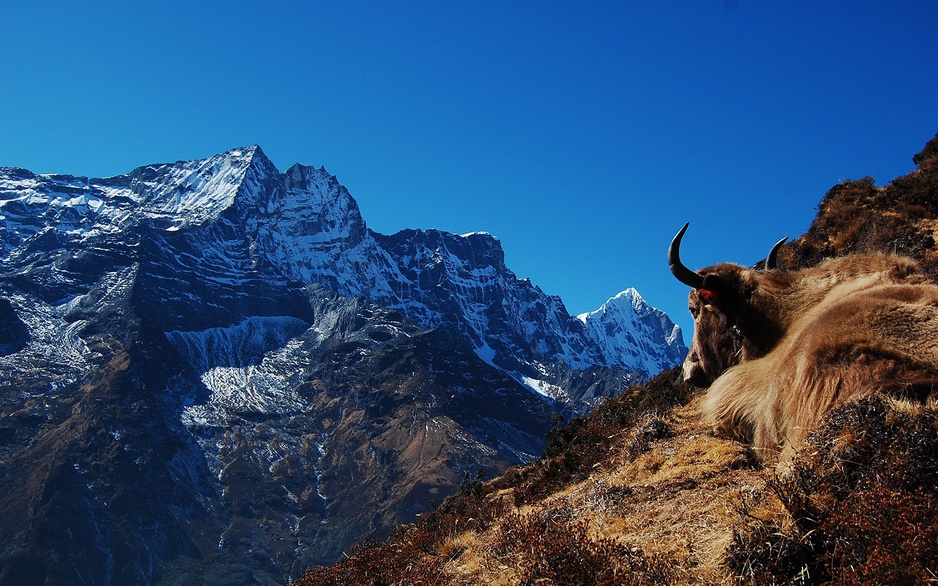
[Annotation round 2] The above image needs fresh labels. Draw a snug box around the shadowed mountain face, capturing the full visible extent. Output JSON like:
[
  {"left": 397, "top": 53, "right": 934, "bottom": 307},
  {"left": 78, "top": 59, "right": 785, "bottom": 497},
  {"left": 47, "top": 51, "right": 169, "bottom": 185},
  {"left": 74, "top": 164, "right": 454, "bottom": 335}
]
[{"left": 0, "top": 147, "right": 684, "bottom": 585}]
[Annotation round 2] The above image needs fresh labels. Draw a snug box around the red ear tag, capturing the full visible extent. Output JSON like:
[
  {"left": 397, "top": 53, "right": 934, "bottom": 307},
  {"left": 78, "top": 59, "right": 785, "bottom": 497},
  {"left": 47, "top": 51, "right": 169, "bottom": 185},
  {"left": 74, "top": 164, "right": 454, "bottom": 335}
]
[{"left": 697, "top": 288, "right": 720, "bottom": 307}]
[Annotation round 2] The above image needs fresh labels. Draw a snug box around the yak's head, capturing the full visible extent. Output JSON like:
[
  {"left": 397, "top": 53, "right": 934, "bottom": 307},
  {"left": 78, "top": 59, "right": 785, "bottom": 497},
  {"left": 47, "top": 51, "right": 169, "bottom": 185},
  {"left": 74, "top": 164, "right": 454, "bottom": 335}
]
[{"left": 669, "top": 223, "right": 787, "bottom": 387}]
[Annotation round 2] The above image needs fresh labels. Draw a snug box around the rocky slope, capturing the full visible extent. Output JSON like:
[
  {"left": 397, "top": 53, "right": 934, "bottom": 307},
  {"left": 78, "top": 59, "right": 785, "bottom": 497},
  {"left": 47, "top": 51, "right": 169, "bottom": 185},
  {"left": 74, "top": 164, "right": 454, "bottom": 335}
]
[
  {"left": 0, "top": 147, "right": 684, "bottom": 585},
  {"left": 296, "top": 132, "right": 938, "bottom": 585}
]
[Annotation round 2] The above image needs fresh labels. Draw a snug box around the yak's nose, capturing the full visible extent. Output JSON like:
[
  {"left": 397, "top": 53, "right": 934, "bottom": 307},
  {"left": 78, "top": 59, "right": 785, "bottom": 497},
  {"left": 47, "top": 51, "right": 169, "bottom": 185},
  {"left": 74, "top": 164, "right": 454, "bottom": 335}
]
[{"left": 682, "top": 353, "right": 712, "bottom": 388}]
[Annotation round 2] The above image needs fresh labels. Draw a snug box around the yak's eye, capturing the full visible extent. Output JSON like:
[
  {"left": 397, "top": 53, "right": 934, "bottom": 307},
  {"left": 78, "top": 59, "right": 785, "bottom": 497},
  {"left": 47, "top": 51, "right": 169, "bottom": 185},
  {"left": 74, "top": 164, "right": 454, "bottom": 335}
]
[{"left": 690, "top": 305, "right": 700, "bottom": 319}]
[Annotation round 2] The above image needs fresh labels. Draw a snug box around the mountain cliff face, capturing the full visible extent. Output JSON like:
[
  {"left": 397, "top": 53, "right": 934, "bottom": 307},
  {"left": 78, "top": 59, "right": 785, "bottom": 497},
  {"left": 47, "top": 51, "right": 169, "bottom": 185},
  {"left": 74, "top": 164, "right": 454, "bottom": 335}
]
[{"left": 0, "top": 147, "right": 685, "bottom": 585}]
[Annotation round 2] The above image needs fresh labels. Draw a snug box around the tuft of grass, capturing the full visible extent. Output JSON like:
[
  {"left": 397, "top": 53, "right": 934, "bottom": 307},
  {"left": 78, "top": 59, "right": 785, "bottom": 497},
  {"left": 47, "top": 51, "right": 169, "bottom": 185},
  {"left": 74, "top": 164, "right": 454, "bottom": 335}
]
[{"left": 490, "top": 509, "right": 677, "bottom": 585}]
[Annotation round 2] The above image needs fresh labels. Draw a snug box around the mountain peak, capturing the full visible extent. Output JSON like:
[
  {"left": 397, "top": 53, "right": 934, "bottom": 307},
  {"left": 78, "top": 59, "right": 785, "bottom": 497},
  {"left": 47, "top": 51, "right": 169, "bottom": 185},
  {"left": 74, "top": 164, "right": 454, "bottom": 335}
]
[
  {"left": 577, "top": 288, "right": 686, "bottom": 376},
  {"left": 579, "top": 287, "right": 645, "bottom": 319},
  {"left": 279, "top": 162, "right": 364, "bottom": 230}
]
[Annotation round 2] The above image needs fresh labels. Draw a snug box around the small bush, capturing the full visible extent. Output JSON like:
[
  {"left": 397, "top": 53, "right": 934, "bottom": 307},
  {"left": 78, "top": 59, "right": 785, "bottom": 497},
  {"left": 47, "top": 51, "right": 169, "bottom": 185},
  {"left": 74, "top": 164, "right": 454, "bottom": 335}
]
[
  {"left": 821, "top": 480, "right": 938, "bottom": 585},
  {"left": 728, "top": 397, "right": 938, "bottom": 585},
  {"left": 493, "top": 510, "right": 676, "bottom": 585},
  {"left": 783, "top": 132, "right": 938, "bottom": 279}
]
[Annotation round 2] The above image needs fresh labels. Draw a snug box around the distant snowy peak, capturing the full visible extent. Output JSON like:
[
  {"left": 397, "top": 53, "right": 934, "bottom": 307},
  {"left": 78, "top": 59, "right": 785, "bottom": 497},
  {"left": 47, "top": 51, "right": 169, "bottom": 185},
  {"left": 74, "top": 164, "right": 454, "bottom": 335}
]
[
  {"left": 459, "top": 231, "right": 495, "bottom": 239},
  {"left": 253, "top": 160, "right": 378, "bottom": 291},
  {"left": 578, "top": 288, "right": 686, "bottom": 376},
  {"left": 577, "top": 288, "right": 649, "bottom": 322}
]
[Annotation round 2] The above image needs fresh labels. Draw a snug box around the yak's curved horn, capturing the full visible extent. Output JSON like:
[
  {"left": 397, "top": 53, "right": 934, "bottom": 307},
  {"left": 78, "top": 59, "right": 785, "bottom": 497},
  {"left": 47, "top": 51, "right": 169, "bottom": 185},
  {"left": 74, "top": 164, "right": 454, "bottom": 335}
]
[
  {"left": 669, "top": 222, "right": 705, "bottom": 289},
  {"left": 764, "top": 237, "right": 788, "bottom": 271}
]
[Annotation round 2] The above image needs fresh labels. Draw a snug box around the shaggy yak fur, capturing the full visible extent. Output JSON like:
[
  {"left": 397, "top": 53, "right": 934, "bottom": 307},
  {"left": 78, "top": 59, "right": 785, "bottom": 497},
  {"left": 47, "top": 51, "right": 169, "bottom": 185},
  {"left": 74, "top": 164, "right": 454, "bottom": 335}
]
[{"left": 671, "top": 226, "right": 938, "bottom": 464}]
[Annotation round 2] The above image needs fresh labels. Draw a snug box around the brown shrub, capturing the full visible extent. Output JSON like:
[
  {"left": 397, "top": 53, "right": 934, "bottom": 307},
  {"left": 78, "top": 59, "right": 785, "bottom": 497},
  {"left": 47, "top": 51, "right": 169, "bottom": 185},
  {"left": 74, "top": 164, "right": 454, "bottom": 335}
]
[
  {"left": 784, "top": 132, "right": 938, "bottom": 279},
  {"left": 493, "top": 510, "right": 677, "bottom": 585},
  {"left": 728, "top": 396, "right": 938, "bottom": 585}
]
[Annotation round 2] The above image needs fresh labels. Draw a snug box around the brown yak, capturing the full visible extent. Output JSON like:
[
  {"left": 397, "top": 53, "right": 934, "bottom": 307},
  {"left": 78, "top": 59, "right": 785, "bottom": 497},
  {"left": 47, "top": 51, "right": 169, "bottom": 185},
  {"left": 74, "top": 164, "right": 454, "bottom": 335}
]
[{"left": 669, "top": 222, "right": 938, "bottom": 464}]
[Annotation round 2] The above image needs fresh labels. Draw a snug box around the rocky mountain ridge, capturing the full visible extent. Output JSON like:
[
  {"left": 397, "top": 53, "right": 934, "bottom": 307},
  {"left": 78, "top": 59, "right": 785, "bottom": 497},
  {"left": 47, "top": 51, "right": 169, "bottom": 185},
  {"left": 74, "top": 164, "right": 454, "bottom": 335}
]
[{"left": 0, "top": 146, "right": 684, "bottom": 385}]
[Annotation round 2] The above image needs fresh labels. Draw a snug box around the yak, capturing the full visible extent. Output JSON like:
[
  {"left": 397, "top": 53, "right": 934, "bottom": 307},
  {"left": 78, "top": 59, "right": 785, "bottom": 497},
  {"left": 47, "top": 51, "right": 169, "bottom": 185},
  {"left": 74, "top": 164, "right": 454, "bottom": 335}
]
[{"left": 669, "top": 222, "right": 938, "bottom": 464}]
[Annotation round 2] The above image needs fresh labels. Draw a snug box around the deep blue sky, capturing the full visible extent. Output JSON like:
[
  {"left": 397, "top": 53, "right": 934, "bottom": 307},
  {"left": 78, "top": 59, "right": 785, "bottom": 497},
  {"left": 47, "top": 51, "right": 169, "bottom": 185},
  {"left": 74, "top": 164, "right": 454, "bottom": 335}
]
[{"left": 2, "top": 2, "right": 937, "bottom": 338}]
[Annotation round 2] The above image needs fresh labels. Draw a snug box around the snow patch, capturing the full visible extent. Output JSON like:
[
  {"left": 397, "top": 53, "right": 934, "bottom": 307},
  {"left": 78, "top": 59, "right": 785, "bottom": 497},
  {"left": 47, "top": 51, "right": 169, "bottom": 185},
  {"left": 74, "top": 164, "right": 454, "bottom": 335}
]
[{"left": 519, "top": 375, "right": 564, "bottom": 400}]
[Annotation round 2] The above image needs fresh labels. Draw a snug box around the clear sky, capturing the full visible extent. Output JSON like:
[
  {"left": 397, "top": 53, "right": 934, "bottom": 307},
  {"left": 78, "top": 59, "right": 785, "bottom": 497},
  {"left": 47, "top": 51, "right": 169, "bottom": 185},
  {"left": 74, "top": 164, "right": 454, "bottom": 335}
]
[{"left": 2, "top": 1, "right": 937, "bottom": 338}]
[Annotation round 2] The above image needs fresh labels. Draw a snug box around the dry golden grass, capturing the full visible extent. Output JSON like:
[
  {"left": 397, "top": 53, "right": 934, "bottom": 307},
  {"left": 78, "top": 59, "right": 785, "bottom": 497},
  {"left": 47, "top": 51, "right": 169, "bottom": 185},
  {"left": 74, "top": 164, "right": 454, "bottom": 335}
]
[{"left": 430, "top": 397, "right": 780, "bottom": 586}]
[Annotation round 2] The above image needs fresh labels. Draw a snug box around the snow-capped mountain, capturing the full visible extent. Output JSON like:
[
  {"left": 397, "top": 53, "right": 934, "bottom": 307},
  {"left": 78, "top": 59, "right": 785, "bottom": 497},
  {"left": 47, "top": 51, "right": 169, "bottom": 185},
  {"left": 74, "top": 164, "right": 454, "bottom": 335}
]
[
  {"left": 578, "top": 288, "right": 686, "bottom": 376},
  {"left": 0, "top": 146, "right": 685, "bottom": 585},
  {"left": 0, "top": 145, "right": 683, "bottom": 381}
]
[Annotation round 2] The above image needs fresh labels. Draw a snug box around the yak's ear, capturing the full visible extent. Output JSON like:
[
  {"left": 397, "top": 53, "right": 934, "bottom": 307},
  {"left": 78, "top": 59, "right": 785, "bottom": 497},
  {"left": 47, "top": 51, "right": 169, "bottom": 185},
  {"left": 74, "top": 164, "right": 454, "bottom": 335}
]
[
  {"left": 701, "top": 274, "right": 722, "bottom": 290},
  {"left": 697, "top": 288, "right": 720, "bottom": 307},
  {"left": 700, "top": 272, "right": 750, "bottom": 318},
  {"left": 698, "top": 274, "right": 724, "bottom": 308}
]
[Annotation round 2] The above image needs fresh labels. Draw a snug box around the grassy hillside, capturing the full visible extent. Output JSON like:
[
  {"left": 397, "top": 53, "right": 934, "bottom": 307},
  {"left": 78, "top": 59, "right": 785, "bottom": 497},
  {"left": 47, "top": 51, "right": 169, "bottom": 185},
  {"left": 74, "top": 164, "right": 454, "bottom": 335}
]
[{"left": 295, "top": 132, "right": 938, "bottom": 586}]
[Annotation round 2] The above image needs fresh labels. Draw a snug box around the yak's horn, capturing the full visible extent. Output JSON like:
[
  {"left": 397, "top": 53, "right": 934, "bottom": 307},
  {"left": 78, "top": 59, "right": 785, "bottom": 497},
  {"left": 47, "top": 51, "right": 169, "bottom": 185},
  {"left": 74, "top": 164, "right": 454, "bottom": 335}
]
[
  {"left": 764, "top": 237, "right": 788, "bottom": 270},
  {"left": 669, "top": 222, "right": 705, "bottom": 289}
]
